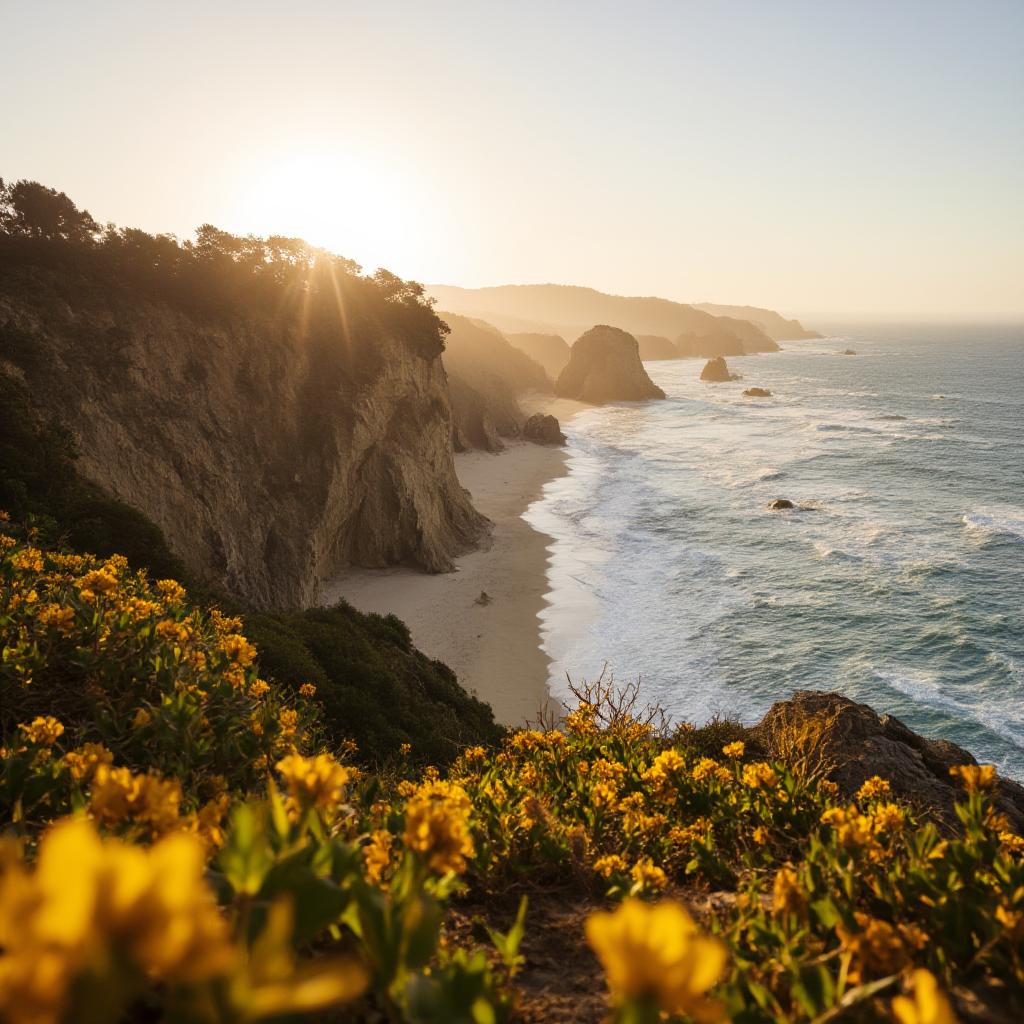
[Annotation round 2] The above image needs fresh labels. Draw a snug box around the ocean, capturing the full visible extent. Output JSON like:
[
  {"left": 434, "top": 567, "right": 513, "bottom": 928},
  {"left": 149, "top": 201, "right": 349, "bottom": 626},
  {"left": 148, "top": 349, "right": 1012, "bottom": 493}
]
[{"left": 525, "top": 324, "right": 1024, "bottom": 777}]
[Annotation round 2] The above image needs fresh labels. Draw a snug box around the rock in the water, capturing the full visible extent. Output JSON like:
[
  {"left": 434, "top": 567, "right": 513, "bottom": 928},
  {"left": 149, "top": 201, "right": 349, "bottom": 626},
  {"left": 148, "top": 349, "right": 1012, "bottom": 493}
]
[
  {"left": 841, "top": 349, "right": 857, "bottom": 355},
  {"left": 522, "top": 413, "right": 566, "bottom": 446},
  {"left": 474, "top": 591, "right": 491, "bottom": 606},
  {"left": 743, "top": 387, "right": 772, "bottom": 397},
  {"left": 768, "top": 498, "right": 795, "bottom": 510},
  {"left": 555, "top": 325, "right": 666, "bottom": 404},
  {"left": 700, "top": 356, "right": 737, "bottom": 383},
  {"left": 754, "top": 691, "right": 1024, "bottom": 830}
]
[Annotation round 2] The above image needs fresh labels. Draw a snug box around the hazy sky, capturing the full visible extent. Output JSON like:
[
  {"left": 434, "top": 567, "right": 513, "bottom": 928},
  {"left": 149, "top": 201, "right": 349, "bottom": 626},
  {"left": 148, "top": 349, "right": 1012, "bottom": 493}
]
[{"left": 3, "top": 1, "right": 1022, "bottom": 318}]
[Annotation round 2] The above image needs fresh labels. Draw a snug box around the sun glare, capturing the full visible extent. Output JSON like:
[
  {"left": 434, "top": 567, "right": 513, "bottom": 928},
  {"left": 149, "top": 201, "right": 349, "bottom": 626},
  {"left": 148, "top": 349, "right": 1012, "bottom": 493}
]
[{"left": 229, "top": 149, "right": 411, "bottom": 272}]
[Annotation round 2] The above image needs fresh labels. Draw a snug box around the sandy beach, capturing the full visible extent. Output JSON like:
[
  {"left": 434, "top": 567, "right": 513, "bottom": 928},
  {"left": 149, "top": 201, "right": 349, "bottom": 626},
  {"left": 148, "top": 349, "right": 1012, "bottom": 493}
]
[{"left": 322, "top": 394, "right": 588, "bottom": 727}]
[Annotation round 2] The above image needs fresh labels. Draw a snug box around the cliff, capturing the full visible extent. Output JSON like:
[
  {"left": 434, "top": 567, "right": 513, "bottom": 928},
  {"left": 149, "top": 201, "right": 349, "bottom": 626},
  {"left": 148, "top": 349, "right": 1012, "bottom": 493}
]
[
  {"left": 0, "top": 259, "right": 486, "bottom": 609},
  {"left": 694, "top": 302, "right": 821, "bottom": 341},
  {"left": 440, "top": 314, "right": 551, "bottom": 453},
  {"left": 555, "top": 325, "right": 666, "bottom": 404},
  {"left": 426, "top": 282, "right": 778, "bottom": 354},
  {"left": 506, "top": 331, "right": 571, "bottom": 379},
  {"left": 635, "top": 334, "right": 679, "bottom": 360}
]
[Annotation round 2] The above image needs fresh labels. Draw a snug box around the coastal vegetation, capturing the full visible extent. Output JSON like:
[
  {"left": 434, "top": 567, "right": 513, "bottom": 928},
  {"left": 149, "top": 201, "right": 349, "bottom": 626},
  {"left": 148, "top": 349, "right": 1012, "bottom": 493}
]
[{"left": 2, "top": 522, "right": 1023, "bottom": 1021}]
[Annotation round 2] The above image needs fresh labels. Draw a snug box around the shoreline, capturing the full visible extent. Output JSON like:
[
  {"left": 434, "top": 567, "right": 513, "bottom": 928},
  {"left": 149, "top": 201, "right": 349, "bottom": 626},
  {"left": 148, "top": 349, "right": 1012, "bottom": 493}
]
[{"left": 322, "top": 394, "right": 588, "bottom": 728}]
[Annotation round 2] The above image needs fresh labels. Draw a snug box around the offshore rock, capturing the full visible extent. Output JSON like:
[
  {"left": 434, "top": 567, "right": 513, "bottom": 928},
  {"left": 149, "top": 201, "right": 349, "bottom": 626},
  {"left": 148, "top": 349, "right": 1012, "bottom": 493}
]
[
  {"left": 555, "top": 325, "right": 666, "bottom": 404},
  {"left": 743, "top": 387, "right": 772, "bottom": 397},
  {"left": 700, "top": 356, "right": 737, "bottom": 382}
]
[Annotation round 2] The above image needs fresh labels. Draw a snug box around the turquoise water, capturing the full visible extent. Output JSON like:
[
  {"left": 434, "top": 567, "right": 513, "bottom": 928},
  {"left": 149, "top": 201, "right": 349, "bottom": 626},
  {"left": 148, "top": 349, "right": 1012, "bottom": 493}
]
[{"left": 526, "top": 325, "right": 1024, "bottom": 777}]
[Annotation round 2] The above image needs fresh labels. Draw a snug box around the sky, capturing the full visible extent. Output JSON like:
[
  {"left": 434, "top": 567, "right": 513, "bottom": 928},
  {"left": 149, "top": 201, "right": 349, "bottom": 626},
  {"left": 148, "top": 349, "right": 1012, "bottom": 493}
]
[{"left": 3, "top": 0, "right": 1022, "bottom": 319}]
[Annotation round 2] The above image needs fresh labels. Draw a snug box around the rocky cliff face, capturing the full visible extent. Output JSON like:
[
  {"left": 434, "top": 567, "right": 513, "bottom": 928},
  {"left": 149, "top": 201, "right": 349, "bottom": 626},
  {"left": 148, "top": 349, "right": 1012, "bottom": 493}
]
[
  {"left": 635, "top": 334, "right": 679, "bottom": 360},
  {"left": 0, "top": 271, "right": 486, "bottom": 609},
  {"left": 441, "top": 314, "right": 550, "bottom": 453},
  {"left": 506, "top": 332, "right": 570, "bottom": 380},
  {"left": 555, "top": 326, "right": 666, "bottom": 404}
]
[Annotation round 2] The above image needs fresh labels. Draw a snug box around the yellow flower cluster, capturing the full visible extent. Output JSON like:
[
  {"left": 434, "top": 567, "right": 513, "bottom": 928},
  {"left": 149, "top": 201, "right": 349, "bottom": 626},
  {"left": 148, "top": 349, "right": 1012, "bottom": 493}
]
[
  {"left": 402, "top": 779, "right": 475, "bottom": 875},
  {"left": 276, "top": 753, "right": 351, "bottom": 816}
]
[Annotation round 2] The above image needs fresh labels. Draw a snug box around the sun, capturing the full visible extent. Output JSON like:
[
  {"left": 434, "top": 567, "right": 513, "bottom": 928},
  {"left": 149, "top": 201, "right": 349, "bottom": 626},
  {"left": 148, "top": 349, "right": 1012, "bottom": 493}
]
[{"left": 228, "top": 147, "right": 411, "bottom": 272}]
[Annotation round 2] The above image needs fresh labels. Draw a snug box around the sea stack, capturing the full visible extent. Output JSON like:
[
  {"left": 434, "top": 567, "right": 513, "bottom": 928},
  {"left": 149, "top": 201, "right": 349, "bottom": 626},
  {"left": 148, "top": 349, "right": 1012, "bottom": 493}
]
[
  {"left": 700, "top": 356, "right": 737, "bottom": 382},
  {"left": 743, "top": 387, "right": 772, "bottom": 397},
  {"left": 522, "top": 413, "right": 566, "bottom": 446},
  {"left": 555, "top": 325, "right": 666, "bottom": 404}
]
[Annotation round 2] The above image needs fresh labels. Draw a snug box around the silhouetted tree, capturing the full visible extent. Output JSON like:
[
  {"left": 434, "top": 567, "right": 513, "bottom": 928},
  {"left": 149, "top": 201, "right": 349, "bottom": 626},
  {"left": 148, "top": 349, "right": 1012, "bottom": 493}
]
[{"left": 0, "top": 179, "right": 99, "bottom": 243}]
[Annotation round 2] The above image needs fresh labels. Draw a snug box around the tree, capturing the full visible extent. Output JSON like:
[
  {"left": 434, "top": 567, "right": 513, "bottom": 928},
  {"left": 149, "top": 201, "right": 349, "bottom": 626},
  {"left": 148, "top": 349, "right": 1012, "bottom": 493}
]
[{"left": 0, "top": 179, "right": 100, "bottom": 243}]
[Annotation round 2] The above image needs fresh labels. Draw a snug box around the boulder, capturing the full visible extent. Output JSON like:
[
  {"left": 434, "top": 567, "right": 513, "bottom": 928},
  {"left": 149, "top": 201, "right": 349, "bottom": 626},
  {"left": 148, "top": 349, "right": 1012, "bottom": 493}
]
[
  {"left": 767, "top": 498, "right": 795, "bottom": 510},
  {"left": 743, "top": 387, "right": 772, "bottom": 398},
  {"left": 700, "top": 357, "right": 737, "bottom": 383},
  {"left": 555, "top": 326, "right": 666, "bottom": 405},
  {"left": 522, "top": 413, "right": 566, "bottom": 446},
  {"left": 753, "top": 691, "right": 1024, "bottom": 830}
]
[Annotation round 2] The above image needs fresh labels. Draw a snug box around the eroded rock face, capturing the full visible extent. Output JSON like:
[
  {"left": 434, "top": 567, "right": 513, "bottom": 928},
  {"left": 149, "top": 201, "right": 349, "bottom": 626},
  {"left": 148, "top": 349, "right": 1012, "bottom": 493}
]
[
  {"left": 1, "top": 284, "right": 487, "bottom": 609},
  {"left": 522, "top": 413, "right": 566, "bottom": 446},
  {"left": 700, "top": 356, "right": 737, "bottom": 382},
  {"left": 754, "top": 691, "right": 1024, "bottom": 829},
  {"left": 555, "top": 326, "right": 666, "bottom": 404}
]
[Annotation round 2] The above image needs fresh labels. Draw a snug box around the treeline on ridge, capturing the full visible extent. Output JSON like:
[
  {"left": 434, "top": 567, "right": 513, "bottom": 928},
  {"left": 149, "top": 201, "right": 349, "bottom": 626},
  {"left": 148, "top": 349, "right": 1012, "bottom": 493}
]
[{"left": 0, "top": 177, "right": 446, "bottom": 359}]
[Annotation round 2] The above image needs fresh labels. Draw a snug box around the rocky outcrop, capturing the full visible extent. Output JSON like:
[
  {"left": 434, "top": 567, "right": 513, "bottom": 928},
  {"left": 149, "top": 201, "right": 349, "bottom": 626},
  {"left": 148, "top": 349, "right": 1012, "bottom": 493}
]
[
  {"left": 506, "top": 333, "right": 571, "bottom": 380},
  {"left": 555, "top": 326, "right": 666, "bottom": 404},
  {"left": 743, "top": 387, "right": 772, "bottom": 397},
  {"left": 0, "top": 273, "right": 487, "bottom": 609},
  {"left": 754, "top": 691, "right": 1024, "bottom": 830},
  {"left": 767, "top": 499, "right": 796, "bottom": 510},
  {"left": 700, "top": 357, "right": 737, "bottom": 382},
  {"left": 636, "top": 335, "right": 678, "bottom": 361},
  {"left": 522, "top": 413, "right": 566, "bottom": 446}
]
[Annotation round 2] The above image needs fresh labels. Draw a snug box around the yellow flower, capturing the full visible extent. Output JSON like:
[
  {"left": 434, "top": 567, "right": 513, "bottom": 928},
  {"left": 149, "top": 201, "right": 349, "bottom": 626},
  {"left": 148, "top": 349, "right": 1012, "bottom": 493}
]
[
  {"left": 77, "top": 567, "right": 118, "bottom": 599},
  {"left": 630, "top": 858, "right": 667, "bottom": 892},
  {"left": 403, "top": 779, "right": 474, "bottom": 875},
  {"left": 593, "top": 854, "right": 629, "bottom": 878},
  {"left": 298, "top": 682, "right": 317, "bottom": 698},
  {"left": 63, "top": 743, "right": 113, "bottom": 783},
  {"left": 722, "top": 741, "right": 745, "bottom": 760},
  {"left": 891, "top": 969, "right": 958, "bottom": 1024},
  {"left": 275, "top": 754, "right": 350, "bottom": 814},
  {"left": 155, "top": 578, "right": 187, "bottom": 603},
  {"left": 18, "top": 716, "right": 64, "bottom": 747},
  {"left": 949, "top": 764, "right": 996, "bottom": 792},
  {"left": 363, "top": 830, "right": 393, "bottom": 883},
  {"left": 741, "top": 762, "right": 779, "bottom": 790},
  {"left": 36, "top": 603, "right": 76, "bottom": 633},
  {"left": 220, "top": 633, "right": 257, "bottom": 667},
  {"left": 752, "top": 825, "right": 770, "bottom": 846},
  {"left": 278, "top": 708, "right": 299, "bottom": 736},
  {"left": 857, "top": 775, "right": 892, "bottom": 800},
  {"left": 692, "top": 757, "right": 721, "bottom": 782},
  {"left": 998, "top": 831, "right": 1024, "bottom": 854},
  {"left": 0, "top": 817, "right": 235, "bottom": 1024},
  {"left": 132, "top": 707, "right": 153, "bottom": 729},
  {"left": 772, "top": 866, "right": 805, "bottom": 917},
  {"left": 89, "top": 766, "right": 183, "bottom": 837},
  {"left": 248, "top": 679, "right": 271, "bottom": 699},
  {"left": 872, "top": 802, "right": 906, "bottom": 834},
  {"left": 585, "top": 899, "right": 726, "bottom": 1021},
  {"left": 400, "top": 742, "right": 412, "bottom": 756},
  {"left": 565, "top": 702, "right": 599, "bottom": 737}
]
